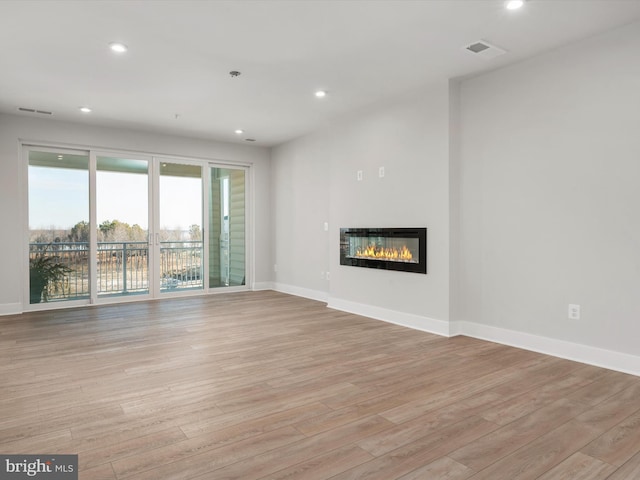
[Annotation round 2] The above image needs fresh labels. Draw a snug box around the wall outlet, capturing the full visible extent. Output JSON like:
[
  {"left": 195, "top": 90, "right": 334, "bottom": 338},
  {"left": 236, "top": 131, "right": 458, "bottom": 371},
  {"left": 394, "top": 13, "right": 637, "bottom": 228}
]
[
  {"left": 273, "top": 264, "right": 278, "bottom": 273},
  {"left": 357, "top": 170, "right": 363, "bottom": 181},
  {"left": 568, "top": 304, "right": 580, "bottom": 320},
  {"left": 379, "top": 166, "right": 385, "bottom": 178},
  {"left": 323, "top": 222, "right": 329, "bottom": 231},
  {"left": 326, "top": 271, "right": 330, "bottom": 280}
]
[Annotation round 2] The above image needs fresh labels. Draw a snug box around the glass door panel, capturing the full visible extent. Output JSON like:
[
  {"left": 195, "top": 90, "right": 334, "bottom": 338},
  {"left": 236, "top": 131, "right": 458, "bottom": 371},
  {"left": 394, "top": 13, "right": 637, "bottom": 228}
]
[
  {"left": 209, "top": 167, "right": 245, "bottom": 288},
  {"left": 159, "top": 162, "right": 203, "bottom": 292},
  {"left": 28, "top": 150, "right": 90, "bottom": 304},
  {"left": 96, "top": 156, "right": 150, "bottom": 297},
  {"left": 27, "top": 148, "right": 250, "bottom": 308}
]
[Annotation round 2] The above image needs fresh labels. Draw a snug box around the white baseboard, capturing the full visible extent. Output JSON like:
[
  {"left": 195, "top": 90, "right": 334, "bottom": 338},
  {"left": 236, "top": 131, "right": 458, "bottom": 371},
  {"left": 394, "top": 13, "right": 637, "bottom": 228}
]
[
  {"left": 273, "top": 283, "right": 329, "bottom": 303},
  {"left": 327, "top": 296, "right": 450, "bottom": 337},
  {"left": 283, "top": 289, "right": 640, "bottom": 377},
  {"left": 0, "top": 303, "right": 22, "bottom": 316},
  {"left": 451, "top": 320, "right": 640, "bottom": 377},
  {"left": 252, "top": 281, "right": 275, "bottom": 291}
]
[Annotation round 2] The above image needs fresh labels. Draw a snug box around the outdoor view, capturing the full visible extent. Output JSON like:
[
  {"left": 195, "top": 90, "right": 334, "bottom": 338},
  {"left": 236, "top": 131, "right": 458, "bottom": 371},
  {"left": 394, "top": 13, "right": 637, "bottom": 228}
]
[
  {"left": 27, "top": 151, "right": 217, "bottom": 304},
  {"left": 28, "top": 151, "right": 90, "bottom": 303}
]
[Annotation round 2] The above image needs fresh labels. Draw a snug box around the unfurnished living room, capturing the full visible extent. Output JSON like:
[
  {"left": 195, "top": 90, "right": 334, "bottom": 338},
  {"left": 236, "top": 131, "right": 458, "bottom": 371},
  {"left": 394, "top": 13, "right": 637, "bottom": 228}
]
[{"left": 1, "top": 1, "right": 640, "bottom": 479}]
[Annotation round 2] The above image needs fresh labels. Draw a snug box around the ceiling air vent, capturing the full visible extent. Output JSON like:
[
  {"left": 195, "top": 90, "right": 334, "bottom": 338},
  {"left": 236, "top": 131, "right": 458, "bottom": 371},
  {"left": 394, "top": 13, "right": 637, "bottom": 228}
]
[
  {"left": 464, "top": 40, "right": 507, "bottom": 60},
  {"left": 18, "top": 107, "right": 53, "bottom": 115}
]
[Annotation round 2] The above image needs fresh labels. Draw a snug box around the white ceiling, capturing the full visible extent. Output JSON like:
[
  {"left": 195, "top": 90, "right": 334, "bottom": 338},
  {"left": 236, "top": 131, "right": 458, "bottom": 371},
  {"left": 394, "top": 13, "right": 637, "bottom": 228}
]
[{"left": 1, "top": 0, "right": 640, "bottom": 147}]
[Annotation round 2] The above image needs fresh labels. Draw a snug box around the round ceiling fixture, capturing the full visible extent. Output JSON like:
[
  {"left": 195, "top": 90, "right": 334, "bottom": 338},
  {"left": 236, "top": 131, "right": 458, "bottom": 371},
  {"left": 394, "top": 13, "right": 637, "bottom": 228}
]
[
  {"left": 109, "top": 42, "right": 128, "bottom": 53},
  {"left": 505, "top": 0, "right": 524, "bottom": 10}
]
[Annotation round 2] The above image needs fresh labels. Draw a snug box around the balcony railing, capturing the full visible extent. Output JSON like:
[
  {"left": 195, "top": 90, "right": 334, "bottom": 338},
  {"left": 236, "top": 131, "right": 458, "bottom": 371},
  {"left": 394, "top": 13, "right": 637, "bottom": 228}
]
[
  {"left": 29, "top": 241, "right": 203, "bottom": 302},
  {"left": 97, "top": 241, "right": 150, "bottom": 295}
]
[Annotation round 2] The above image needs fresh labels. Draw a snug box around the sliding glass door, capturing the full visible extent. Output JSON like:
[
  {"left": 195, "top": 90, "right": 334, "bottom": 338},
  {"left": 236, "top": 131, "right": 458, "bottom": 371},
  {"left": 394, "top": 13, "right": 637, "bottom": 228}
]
[
  {"left": 96, "top": 155, "right": 150, "bottom": 298},
  {"left": 209, "top": 166, "right": 246, "bottom": 288},
  {"left": 27, "top": 150, "right": 90, "bottom": 305},
  {"left": 25, "top": 147, "right": 249, "bottom": 309},
  {"left": 158, "top": 161, "right": 203, "bottom": 294}
]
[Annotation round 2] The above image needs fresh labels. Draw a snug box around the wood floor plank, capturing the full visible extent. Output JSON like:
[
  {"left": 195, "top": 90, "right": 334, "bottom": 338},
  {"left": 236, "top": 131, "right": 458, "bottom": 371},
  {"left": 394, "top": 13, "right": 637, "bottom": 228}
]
[
  {"left": 449, "top": 397, "right": 590, "bottom": 471},
  {"left": 379, "top": 355, "right": 578, "bottom": 425},
  {"left": 468, "top": 419, "right": 602, "bottom": 480},
  {"left": 575, "top": 382, "right": 640, "bottom": 432},
  {"left": 112, "top": 425, "right": 306, "bottom": 479},
  {"left": 255, "top": 444, "right": 373, "bottom": 480},
  {"left": 396, "top": 457, "right": 474, "bottom": 480},
  {"left": 330, "top": 416, "right": 499, "bottom": 480},
  {"left": 605, "top": 451, "right": 640, "bottom": 480},
  {"left": 0, "top": 428, "right": 74, "bottom": 454},
  {"left": 566, "top": 370, "right": 640, "bottom": 406},
  {"left": 358, "top": 390, "right": 502, "bottom": 457},
  {"left": 535, "top": 452, "right": 615, "bottom": 480},
  {"left": 203, "top": 415, "right": 395, "bottom": 480},
  {"left": 77, "top": 463, "right": 117, "bottom": 480},
  {"left": 180, "top": 402, "right": 331, "bottom": 439},
  {"left": 78, "top": 427, "right": 187, "bottom": 471},
  {"left": 480, "top": 372, "right": 595, "bottom": 425},
  {"left": 0, "top": 291, "right": 638, "bottom": 480},
  {"left": 292, "top": 405, "right": 376, "bottom": 437},
  {"left": 581, "top": 407, "right": 640, "bottom": 466}
]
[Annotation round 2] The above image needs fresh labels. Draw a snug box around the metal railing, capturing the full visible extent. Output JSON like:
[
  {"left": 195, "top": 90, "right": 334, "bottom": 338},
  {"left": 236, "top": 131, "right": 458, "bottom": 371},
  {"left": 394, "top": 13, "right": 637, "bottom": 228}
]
[
  {"left": 29, "top": 241, "right": 204, "bottom": 302},
  {"left": 97, "top": 242, "right": 150, "bottom": 295},
  {"left": 160, "top": 241, "right": 203, "bottom": 290}
]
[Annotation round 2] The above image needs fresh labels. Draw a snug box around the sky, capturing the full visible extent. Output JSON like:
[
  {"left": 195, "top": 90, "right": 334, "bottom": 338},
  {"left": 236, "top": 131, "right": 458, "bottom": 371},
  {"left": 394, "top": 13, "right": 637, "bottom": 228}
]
[{"left": 28, "top": 166, "right": 202, "bottom": 231}]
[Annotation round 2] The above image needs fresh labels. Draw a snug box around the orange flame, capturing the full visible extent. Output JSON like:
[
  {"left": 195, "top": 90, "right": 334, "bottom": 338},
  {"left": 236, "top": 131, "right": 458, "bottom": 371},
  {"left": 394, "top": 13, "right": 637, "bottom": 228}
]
[{"left": 355, "top": 244, "right": 413, "bottom": 262}]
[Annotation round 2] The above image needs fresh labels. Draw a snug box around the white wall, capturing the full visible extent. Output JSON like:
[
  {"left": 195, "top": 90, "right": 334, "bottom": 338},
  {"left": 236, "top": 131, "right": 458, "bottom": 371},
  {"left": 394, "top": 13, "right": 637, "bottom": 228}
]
[
  {"left": 0, "top": 113, "right": 271, "bottom": 313},
  {"left": 456, "top": 22, "right": 640, "bottom": 359},
  {"left": 271, "top": 130, "right": 331, "bottom": 300},
  {"left": 272, "top": 81, "right": 451, "bottom": 331},
  {"left": 272, "top": 21, "right": 640, "bottom": 374}
]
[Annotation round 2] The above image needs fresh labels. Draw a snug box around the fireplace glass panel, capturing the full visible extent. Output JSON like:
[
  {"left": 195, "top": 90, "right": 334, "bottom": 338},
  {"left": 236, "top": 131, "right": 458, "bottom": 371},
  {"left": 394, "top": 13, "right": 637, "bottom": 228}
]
[
  {"left": 340, "top": 228, "right": 427, "bottom": 274},
  {"left": 346, "top": 236, "right": 419, "bottom": 264}
]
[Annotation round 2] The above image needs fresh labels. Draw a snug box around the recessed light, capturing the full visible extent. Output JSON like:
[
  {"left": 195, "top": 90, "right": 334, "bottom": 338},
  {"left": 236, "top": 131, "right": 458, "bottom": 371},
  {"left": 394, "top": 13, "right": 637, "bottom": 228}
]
[
  {"left": 57, "top": 155, "right": 63, "bottom": 159},
  {"left": 245, "top": 138, "right": 256, "bottom": 142},
  {"left": 109, "top": 42, "right": 128, "bottom": 53},
  {"left": 234, "top": 129, "right": 244, "bottom": 135},
  {"left": 79, "top": 106, "right": 92, "bottom": 113},
  {"left": 505, "top": 0, "right": 524, "bottom": 10},
  {"left": 315, "top": 90, "right": 327, "bottom": 98}
]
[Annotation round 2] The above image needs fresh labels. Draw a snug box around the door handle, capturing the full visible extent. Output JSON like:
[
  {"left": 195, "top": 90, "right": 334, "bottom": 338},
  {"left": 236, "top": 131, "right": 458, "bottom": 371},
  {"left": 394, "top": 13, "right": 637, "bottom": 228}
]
[{"left": 155, "top": 233, "right": 160, "bottom": 246}]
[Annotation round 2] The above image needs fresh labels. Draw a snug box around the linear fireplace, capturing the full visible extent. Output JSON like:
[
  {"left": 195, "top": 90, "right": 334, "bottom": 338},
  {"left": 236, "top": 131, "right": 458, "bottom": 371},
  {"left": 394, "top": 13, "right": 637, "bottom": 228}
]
[{"left": 340, "top": 227, "right": 427, "bottom": 274}]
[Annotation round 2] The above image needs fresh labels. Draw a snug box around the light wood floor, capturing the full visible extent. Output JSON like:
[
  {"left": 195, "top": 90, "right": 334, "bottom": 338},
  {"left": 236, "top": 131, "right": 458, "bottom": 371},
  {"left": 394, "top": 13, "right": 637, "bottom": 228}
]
[{"left": 1, "top": 291, "right": 639, "bottom": 479}]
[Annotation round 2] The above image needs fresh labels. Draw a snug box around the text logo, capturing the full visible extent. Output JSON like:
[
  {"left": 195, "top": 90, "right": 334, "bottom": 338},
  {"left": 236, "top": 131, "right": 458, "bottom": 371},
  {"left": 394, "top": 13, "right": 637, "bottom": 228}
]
[{"left": 0, "top": 455, "right": 77, "bottom": 480}]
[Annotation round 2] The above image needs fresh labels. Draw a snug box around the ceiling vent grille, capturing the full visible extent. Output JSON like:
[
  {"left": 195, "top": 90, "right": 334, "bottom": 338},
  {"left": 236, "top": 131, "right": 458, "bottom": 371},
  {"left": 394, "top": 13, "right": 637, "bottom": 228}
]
[
  {"left": 18, "top": 107, "right": 53, "bottom": 115},
  {"left": 464, "top": 40, "right": 507, "bottom": 60}
]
